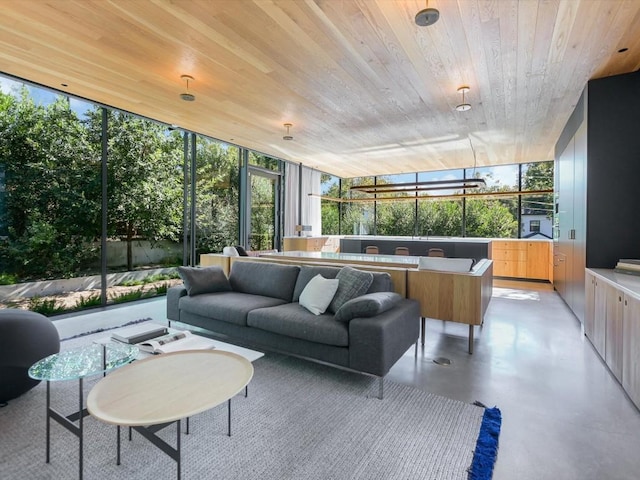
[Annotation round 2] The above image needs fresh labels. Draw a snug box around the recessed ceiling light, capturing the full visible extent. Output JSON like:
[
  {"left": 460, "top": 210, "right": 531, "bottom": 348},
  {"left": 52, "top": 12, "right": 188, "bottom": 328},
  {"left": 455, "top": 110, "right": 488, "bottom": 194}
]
[
  {"left": 618, "top": 47, "right": 629, "bottom": 53},
  {"left": 60, "top": 83, "right": 68, "bottom": 87}
]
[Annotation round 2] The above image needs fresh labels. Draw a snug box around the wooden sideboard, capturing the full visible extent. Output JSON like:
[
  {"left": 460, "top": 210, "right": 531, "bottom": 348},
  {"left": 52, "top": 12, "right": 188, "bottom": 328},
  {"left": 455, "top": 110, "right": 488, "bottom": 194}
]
[{"left": 491, "top": 239, "right": 552, "bottom": 281}]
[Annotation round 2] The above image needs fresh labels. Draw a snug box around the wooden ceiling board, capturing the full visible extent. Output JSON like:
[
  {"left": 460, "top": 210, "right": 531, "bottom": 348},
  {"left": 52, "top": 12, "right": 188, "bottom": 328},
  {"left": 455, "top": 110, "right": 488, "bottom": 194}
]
[{"left": 0, "top": 0, "right": 639, "bottom": 178}]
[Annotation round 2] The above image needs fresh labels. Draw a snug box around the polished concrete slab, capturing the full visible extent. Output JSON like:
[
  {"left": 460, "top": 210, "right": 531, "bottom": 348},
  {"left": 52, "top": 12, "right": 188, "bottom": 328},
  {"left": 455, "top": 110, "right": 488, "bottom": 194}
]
[
  {"left": 53, "top": 283, "right": 640, "bottom": 479},
  {"left": 387, "top": 282, "right": 640, "bottom": 480}
]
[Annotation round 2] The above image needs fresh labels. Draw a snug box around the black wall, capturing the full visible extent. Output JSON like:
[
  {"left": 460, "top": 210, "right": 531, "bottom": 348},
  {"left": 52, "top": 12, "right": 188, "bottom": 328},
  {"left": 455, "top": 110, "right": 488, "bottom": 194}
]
[{"left": 587, "top": 70, "right": 640, "bottom": 268}]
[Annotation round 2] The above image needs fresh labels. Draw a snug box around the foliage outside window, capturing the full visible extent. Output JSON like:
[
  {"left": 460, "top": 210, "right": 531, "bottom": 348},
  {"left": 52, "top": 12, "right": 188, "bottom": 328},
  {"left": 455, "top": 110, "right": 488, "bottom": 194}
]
[
  {"left": 194, "top": 137, "right": 240, "bottom": 258},
  {"left": 340, "top": 177, "right": 375, "bottom": 235},
  {"left": 320, "top": 173, "right": 340, "bottom": 235}
]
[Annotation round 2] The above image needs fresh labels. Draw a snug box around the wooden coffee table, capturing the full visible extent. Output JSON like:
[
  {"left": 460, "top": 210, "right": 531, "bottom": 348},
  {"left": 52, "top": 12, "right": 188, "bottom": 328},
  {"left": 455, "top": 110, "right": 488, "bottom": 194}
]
[{"left": 87, "top": 350, "right": 253, "bottom": 480}]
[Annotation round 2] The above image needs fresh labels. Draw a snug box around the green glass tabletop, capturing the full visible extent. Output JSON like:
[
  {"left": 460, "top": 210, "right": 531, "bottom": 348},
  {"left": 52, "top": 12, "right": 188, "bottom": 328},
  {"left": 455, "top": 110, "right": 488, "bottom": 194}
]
[{"left": 28, "top": 343, "right": 138, "bottom": 382}]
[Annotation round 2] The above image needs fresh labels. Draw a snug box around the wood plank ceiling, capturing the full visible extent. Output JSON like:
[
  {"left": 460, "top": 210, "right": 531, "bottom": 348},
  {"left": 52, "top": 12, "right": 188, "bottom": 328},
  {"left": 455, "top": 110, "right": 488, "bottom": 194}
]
[{"left": 0, "top": 0, "right": 639, "bottom": 178}]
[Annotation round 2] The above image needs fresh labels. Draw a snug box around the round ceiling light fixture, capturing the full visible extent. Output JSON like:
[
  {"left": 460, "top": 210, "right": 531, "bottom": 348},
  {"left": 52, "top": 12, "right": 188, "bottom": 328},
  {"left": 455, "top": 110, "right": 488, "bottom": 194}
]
[
  {"left": 455, "top": 86, "right": 471, "bottom": 112},
  {"left": 179, "top": 75, "right": 195, "bottom": 102},
  {"left": 415, "top": 0, "right": 440, "bottom": 26},
  {"left": 283, "top": 123, "right": 293, "bottom": 140}
]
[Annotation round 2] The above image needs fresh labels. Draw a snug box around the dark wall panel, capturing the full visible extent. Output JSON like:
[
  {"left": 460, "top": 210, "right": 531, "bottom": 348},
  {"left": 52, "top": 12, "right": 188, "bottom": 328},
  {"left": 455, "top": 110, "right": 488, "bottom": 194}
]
[{"left": 587, "top": 70, "right": 640, "bottom": 268}]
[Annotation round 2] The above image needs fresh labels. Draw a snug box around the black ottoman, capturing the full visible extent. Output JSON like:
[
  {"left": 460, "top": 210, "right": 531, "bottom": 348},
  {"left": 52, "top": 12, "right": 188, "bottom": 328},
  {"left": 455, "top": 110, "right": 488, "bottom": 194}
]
[{"left": 0, "top": 309, "right": 60, "bottom": 404}]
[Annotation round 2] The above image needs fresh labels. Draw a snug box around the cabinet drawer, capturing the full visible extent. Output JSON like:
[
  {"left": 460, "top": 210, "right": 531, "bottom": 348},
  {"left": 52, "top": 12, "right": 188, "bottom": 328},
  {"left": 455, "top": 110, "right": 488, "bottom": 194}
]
[
  {"left": 492, "top": 249, "right": 527, "bottom": 262},
  {"left": 493, "top": 240, "right": 527, "bottom": 251}
]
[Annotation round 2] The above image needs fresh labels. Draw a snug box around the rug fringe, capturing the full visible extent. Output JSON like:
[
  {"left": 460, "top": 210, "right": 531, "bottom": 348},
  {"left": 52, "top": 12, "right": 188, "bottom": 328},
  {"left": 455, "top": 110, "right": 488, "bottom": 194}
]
[{"left": 468, "top": 406, "right": 502, "bottom": 480}]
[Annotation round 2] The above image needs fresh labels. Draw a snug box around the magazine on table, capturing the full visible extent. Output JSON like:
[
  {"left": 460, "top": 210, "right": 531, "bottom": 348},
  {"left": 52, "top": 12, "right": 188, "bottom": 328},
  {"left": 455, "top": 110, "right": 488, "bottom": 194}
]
[{"left": 137, "top": 330, "right": 216, "bottom": 354}]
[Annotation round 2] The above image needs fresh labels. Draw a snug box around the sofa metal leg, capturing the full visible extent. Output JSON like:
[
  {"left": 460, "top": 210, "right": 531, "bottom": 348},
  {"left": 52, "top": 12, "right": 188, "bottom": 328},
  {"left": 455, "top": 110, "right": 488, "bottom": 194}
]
[
  {"left": 378, "top": 377, "right": 384, "bottom": 400},
  {"left": 421, "top": 317, "right": 426, "bottom": 346},
  {"left": 468, "top": 325, "right": 474, "bottom": 354}
]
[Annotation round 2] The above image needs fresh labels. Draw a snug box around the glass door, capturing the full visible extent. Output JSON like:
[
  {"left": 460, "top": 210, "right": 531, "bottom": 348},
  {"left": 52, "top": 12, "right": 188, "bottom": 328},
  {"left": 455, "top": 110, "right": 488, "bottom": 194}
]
[{"left": 247, "top": 168, "right": 280, "bottom": 251}]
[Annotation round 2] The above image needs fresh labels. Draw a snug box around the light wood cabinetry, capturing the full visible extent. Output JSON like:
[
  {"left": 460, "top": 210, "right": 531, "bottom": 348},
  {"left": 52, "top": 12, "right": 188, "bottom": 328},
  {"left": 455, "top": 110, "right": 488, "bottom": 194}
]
[
  {"left": 283, "top": 236, "right": 340, "bottom": 253},
  {"left": 604, "top": 283, "right": 624, "bottom": 381},
  {"left": 623, "top": 294, "right": 640, "bottom": 408},
  {"left": 585, "top": 268, "right": 640, "bottom": 409},
  {"left": 491, "top": 239, "right": 550, "bottom": 281}
]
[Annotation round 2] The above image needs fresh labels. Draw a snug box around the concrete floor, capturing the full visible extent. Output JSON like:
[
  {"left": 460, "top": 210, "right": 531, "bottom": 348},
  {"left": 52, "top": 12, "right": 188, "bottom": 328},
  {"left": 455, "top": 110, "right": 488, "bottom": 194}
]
[{"left": 54, "top": 282, "right": 640, "bottom": 479}]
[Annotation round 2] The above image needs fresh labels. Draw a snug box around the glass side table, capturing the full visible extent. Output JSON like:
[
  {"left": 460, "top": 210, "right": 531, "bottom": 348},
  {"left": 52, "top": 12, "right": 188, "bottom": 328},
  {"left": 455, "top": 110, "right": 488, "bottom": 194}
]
[{"left": 28, "top": 342, "right": 138, "bottom": 480}]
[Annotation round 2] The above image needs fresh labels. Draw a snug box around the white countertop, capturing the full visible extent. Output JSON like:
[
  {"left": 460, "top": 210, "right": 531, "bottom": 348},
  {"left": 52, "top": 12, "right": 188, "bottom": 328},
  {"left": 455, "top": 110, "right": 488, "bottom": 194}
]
[{"left": 588, "top": 268, "right": 640, "bottom": 300}]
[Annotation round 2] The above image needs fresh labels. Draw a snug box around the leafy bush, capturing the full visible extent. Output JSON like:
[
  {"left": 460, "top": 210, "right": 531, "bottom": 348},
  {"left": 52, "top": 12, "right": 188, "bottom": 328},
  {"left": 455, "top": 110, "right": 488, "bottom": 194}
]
[
  {"left": 154, "top": 282, "right": 170, "bottom": 295},
  {"left": 118, "top": 279, "right": 144, "bottom": 287},
  {"left": 74, "top": 293, "right": 102, "bottom": 310},
  {"left": 28, "top": 296, "right": 66, "bottom": 316},
  {"left": 109, "top": 287, "right": 152, "bottom": 304},
  {"left": 0, "top": 272, "right": 18, "bottom": 285}
]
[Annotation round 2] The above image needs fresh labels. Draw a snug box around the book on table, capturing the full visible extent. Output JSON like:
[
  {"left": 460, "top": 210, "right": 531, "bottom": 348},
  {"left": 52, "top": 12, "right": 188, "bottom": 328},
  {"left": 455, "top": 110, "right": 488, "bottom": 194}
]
[
  {"left": 138, "top": 330, "right": 216, "bottom": 354},
  {"left": 111, "top": 323, "right": 168, "bottom": 344}
]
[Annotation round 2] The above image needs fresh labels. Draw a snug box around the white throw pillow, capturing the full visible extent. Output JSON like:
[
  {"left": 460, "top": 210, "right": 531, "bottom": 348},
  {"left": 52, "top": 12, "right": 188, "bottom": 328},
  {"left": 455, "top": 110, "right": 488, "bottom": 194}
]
[{"left": 299, "top": 274, "right": 340, "bottom": 315}]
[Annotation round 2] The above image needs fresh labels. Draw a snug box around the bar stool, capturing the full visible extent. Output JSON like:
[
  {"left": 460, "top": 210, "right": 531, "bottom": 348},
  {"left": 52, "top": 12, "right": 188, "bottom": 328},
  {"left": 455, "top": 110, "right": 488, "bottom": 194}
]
[
  {"left": 394, "top": 247, "right": 410, "bottom": 256},
  {"left": 365, "top": 246, "right": 379, "bottom": 254},
  {"left": 427, "top": 248, "right": 445, "bottom": 257}
]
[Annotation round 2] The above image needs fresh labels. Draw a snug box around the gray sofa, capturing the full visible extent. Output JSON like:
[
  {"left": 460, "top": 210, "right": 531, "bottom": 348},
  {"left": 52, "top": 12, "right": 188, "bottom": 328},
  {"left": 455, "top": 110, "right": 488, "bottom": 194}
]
[{"left": 166, "top": 261, "right": 420, "bottom": 397}]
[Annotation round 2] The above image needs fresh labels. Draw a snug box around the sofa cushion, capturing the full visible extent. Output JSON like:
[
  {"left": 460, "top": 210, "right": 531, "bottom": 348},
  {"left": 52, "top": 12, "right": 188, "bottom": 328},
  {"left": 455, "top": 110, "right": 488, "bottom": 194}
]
[
  {"left": 334, "top": 292, "right": 403, "bottom": 322},
  {"left": 299, "top": 274, "right": 339, "bottom": 315},
  {"left": 292, "top": 265, "right": 341, "bottom": 302},
  {"left": 179, "top": 292, "right": 286, "bottom": 326},
  {"left": 229, "top": 261, "right": 300, "bottom": 302},
  {"left": 328, "top": 266, "right": 374, "bottom": 314},
  {"left": 177, "top": 266, "right": 231, "bottom": 296},
  {"left": 366, "top": 271, "right": 393, "bottom": 293},
  {"left": 247, "top": 303, "right": 349, "bottom": 347}
]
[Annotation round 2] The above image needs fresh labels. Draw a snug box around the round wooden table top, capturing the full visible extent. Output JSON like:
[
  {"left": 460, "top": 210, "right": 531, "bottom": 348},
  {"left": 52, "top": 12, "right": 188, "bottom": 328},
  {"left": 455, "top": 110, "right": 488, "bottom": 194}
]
[{"left": 87, "top": 350, "right": 254, "bottom": 427}]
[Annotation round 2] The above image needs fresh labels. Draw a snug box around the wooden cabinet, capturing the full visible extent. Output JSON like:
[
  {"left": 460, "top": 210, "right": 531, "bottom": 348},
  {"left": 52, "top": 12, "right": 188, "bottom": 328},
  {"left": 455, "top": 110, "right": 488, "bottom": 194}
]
[
  {"left": 526, "top": 242, "right": 549, "bottom": 280},
  {"left": 584, "top": 270, "right": 596, "bottom": 344},
  {"left": 604, "top": 283, "right": 624, "bottom": 381},
  {"left": 623, "top": 294, "right": 640, "bottom": 409},
  {"left": 283, "top": 236, "right": 340, "bottom": 253},
  {"left": 491, "top": 239, "right": 550, "bottom": 280},
  {"left": 586, "top": 268, "right": 640, "bottom": 409}
]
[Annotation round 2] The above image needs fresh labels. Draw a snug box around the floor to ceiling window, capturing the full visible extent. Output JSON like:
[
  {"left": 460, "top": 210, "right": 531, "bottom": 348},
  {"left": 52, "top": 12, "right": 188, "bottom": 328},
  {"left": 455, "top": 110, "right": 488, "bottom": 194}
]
[{"left": 194, "top": 136, "right": 240, "bottom": 260}]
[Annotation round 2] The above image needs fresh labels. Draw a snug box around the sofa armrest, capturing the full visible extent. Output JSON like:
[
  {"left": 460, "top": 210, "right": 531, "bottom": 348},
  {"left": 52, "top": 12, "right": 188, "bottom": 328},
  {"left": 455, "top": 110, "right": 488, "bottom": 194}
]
[
  {"left": 348, "top": 298, "right": 420, "bottom": 377},
  {"left": 166, "top": 285, "right": 188, "bottom": 321}
]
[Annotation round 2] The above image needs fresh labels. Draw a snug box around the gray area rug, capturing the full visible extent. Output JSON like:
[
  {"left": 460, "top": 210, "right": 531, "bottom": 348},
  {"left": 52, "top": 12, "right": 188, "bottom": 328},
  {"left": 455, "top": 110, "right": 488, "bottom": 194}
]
[{"left": 1, "top": 331, "right": 486, "bottom": 480}]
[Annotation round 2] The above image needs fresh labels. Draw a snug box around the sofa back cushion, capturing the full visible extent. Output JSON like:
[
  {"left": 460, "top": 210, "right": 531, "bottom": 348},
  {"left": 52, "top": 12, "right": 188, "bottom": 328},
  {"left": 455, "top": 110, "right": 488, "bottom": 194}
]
[
  {"left": 292, "top": 265, "right": 341, "bottom": 302},
  {"left": 177, "top": 266, "right": 231, "bottom": 296},
  {"left": 229, "top": 261, "right": 300, "bottom": 302},
  {"left": 328, "top": 266, "right": 374, "bottom": 314},
  {"left": 367, "top": 271, "right": 393, "bottom": 293},
  {"left": 292, "top": 265, "right": 393, "bottom": 302}
]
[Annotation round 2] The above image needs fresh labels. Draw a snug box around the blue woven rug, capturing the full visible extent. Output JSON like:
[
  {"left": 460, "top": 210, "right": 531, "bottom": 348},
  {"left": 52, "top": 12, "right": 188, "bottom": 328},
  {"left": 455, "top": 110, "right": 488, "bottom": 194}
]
[{"left": 468, "top": 402, "right": 502, "bottom": 479}]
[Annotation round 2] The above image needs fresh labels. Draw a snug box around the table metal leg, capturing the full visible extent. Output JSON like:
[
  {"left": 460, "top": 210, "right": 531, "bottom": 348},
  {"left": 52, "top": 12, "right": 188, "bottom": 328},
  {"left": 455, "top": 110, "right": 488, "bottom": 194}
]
[
  {"left": 117, "top": 426, "right": 121, "bottom": 465},
  {"left": 78, "top": 377, "right": 84, "bottom": 480},
  {"left": 468, "top": 325, "right": 474, "bottom": 354},
  {"left": 421, "top": 317, "right": 426, "bottom": 346},
  {"left": 228, "top": 399, "right": 231, "bottom": 436},
  {"left": 177, "top": 419, "right": 181, "bottom": 480},
  {"left": 46, "top": 381, "right": 50, "bottom": 463}
]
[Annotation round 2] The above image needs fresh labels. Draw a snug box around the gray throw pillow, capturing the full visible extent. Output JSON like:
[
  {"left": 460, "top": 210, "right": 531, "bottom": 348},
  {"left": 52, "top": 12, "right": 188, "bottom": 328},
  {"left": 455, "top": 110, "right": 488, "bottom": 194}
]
[
  {"left": 334, "top": 292, "right": 403, "bottom": 322},
  {"left": 328, "top": 266, "right": 374, "bottom": 314},
  {"left": 178, "top": 266, "right": 231, "bottom": 296}
]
